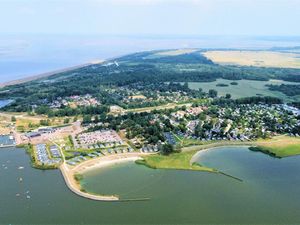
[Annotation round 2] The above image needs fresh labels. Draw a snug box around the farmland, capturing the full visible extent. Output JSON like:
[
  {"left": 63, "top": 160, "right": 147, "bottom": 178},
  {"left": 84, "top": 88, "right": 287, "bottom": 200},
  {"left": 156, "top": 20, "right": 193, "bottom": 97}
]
[{"left": 204, "top": 50, "right": 300, "bottom": 69}]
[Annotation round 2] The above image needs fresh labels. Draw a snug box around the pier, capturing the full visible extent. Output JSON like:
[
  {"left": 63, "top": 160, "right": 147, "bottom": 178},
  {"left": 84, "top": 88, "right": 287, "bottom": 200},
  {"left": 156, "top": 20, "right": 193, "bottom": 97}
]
[{"left": 0, "top": 144, "right": 16, "bottom": 148}]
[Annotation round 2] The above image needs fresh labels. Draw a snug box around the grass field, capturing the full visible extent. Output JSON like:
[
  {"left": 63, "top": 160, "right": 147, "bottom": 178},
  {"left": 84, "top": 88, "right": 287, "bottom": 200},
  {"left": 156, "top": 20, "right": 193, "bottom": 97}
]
[
  {"left": 204, "top": 50, "right": 300, "bottom": 69},
  {"left": 0, "top": 112, "right": 73, "bottom": 132},
  {"left": 137, "top": 151, "right": 215, "bottom": 172},
  {"left": 187, "top": 79, "right": 300, "bottom": 102},
  {"left": 253, "top": 136, "right": 300, "bottom": 158},
  {"left": 139, "top": 136, "right": 300, "bottom": 172}
]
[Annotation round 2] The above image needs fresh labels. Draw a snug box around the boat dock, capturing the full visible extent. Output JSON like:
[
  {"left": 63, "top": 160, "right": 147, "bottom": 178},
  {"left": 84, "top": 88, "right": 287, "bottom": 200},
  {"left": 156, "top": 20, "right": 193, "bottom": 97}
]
[
  {"left": 0, "top": 135, "right": 16, "bottom": 148},
  {"left": 0, "top": 144, "right": 16, "bottom": 148}
]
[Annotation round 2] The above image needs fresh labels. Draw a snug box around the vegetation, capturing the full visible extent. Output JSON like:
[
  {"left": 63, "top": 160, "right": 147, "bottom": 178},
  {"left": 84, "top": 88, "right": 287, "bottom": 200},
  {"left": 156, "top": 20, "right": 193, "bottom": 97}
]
[
  {"left": 136, "top": 151, "right": 215, "bottom": 172},
  {"left": 216, "top": 83, "right": 229, "bottom": 87},
  {"left": 250, "top": 136, "right": 300, "bottom": 158},
  {"left": 1, "top": 49, "right": 300, "bottom": 113},
  {"left": 74, "top": 174, "right": 84, "bottom": 182},
  {"left": 266, "top": 84, "right": 300, "bottom": 96},
  {"left": 204, "top": 50, "right": 300, "bottom": 69},
  {"left": 188, "top": 79, "right": 300, "bottom": 101}
]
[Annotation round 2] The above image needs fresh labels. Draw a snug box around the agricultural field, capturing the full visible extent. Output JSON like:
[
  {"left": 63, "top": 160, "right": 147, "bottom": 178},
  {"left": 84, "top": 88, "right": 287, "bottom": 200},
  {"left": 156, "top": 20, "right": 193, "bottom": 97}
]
[
  {"left": 204, "top": 50, "right": 300, "bottom": 69},
  {"left": 187, "top": 79, "right": 300, "bottom": 102}
]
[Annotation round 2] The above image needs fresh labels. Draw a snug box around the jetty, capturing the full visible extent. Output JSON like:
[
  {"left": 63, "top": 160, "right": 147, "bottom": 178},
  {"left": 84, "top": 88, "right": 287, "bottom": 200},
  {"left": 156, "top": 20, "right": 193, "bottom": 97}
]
[{"left": 0, "top": 144, "right": 15, "bottom": 148}]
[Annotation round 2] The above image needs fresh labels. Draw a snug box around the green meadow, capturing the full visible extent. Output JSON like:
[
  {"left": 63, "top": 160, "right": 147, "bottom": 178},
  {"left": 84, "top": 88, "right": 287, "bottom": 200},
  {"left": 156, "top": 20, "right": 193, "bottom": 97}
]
[{"left": 187, "top": 79, "right": 300, "bottom": 102}]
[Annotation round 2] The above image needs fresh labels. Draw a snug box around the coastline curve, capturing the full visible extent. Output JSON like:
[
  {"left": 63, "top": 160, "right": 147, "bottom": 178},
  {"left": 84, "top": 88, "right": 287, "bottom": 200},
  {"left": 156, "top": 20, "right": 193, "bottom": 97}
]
[{"left": 59, "top": 153, "right": 145, "bottom": 201}]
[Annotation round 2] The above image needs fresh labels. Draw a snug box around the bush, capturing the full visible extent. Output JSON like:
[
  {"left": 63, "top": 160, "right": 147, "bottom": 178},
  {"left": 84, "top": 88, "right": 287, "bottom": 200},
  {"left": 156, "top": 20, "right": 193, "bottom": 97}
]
[{"left": 160, "top": 144, "right": 174, "bottom": 155}]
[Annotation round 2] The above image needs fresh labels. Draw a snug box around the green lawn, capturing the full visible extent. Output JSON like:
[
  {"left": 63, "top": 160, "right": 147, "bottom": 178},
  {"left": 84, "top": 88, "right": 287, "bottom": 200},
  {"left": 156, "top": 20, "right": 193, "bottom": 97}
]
[
  {"left": 137, "top": 136, "right": 300, "bottom": 173},
  {"left": 136, "top": 151, "right": 215, "bottom": 172},
  {"left": 252, "top": 136, "right": 300, "bottom": 157},
  {"left": 250, "top": 145, "right": 300, "bottom": 158}
]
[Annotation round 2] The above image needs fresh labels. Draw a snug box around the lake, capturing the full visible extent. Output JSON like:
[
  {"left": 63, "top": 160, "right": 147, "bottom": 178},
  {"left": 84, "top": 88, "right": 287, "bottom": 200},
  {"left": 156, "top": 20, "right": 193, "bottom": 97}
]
[{"left": 1, "top": 146, "right": 300, "bottom": 224}]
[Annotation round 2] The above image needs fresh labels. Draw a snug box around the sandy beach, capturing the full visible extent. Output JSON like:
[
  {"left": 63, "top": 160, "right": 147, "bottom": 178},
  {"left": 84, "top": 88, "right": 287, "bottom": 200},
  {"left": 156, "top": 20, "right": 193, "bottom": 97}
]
[{"left": 60, "top": 153, "right": 144, "bottom": 201}]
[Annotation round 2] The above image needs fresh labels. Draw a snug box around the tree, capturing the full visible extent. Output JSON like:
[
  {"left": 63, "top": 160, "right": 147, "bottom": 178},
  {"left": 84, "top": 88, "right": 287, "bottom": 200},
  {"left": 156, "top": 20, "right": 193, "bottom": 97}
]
[
  {"left": 208, "top": 89, "right": 218, "bottom": 98},
  {"left": 83, "top": 115, "right": 92, "bottom": 124},
  {"left": 11, "top": 116, "right": 16, "bottom": 122},
  {"left": 183, "top": 82, "right": 189, "bottom": 91},
  {"left": 225, "top": 93, "right": 231, "bottom": 99},
  {"left": 160, "top": 144, "right": 174, "bottom": 155},
  {"left": 40, "top": 119, "right": 50, "bottom": 126},
  {"left": 64, "top": 118, "right": 70, "bottom": 124}
]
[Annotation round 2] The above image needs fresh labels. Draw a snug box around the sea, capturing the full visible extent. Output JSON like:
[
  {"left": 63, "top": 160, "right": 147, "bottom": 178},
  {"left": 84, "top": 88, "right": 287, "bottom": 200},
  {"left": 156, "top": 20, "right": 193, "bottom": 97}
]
[{"left": 1, "top": 34, "right": 300, "bottom": 83}]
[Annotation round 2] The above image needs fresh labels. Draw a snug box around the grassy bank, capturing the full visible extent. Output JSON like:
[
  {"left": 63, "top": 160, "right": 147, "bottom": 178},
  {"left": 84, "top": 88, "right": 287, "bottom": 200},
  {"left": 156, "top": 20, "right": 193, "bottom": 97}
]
[
  {"left": 138, "top": 136, "right": 300, "bottom": 172},
  {"left": 136, "top": 151, "right": 216, "bottom": 172},
  {"left": 250, "top": 136, "right": 300, "bottom": 158}
]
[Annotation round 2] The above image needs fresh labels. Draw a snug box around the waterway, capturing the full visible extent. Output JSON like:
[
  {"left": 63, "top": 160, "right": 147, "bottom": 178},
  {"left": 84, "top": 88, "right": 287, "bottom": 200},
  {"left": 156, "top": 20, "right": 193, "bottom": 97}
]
[{"left": 1, "top": 146, "right": 300, "bottom": 224}]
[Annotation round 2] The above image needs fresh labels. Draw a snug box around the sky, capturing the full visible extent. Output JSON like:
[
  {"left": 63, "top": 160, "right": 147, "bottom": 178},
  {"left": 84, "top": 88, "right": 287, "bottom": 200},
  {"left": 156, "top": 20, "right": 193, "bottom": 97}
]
[{"left": 0, "top": 0, "right": 300, "bottom": 37}]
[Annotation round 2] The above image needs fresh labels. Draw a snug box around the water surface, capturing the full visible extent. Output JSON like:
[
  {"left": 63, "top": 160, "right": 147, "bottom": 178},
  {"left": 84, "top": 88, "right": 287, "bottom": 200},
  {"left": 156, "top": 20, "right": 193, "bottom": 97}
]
[
  {"left": 0, "top": 99, "right": 12, "bottom": 108},
  {"left": 1, "top": 146, "right": 300, "bottom": 224}
]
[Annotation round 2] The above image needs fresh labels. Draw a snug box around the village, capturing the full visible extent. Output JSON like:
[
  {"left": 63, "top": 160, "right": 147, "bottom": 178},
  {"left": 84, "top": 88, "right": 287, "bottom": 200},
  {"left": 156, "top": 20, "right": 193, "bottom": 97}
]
[{"left": 0, "top": 93, "right": 299, "bottom": 169}]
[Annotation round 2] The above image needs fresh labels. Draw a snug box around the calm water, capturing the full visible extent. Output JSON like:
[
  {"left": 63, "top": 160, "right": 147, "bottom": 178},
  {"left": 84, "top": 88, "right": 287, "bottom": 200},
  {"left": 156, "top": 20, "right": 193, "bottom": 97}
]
[{"left": 1, "top": 146, "right": 300, "bottom": 224}]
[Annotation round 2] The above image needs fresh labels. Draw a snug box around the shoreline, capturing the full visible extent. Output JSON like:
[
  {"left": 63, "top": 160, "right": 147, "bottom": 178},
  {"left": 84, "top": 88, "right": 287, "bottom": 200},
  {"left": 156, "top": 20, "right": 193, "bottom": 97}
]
[
  {"left": 190, "top": 145, "right": 252, "bottom": 164},
  {"left": 59, "top": 153, "right": 145, "bottom": 201},
  {"left": 0, "top": 60, "right": 104, "bottom": 88}
]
